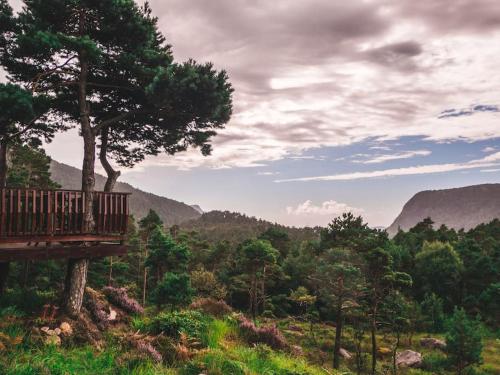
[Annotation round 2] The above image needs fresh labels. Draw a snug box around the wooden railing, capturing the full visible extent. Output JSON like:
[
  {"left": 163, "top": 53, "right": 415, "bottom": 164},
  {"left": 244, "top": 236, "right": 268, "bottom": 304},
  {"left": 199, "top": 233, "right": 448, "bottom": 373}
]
[{"left": 0, "top": 188, "right": 130, "bottom": 243}]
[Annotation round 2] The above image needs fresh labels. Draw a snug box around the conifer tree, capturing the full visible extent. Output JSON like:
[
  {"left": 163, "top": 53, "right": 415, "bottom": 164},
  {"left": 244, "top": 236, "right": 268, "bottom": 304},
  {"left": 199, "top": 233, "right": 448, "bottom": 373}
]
[{"left": 3, "top": 0, "right": 174, "bottom": 316}]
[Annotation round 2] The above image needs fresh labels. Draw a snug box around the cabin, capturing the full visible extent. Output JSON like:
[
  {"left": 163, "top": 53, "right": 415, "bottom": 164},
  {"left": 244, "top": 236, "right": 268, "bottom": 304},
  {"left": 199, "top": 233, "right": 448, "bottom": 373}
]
[{"left": 0, "top": 188, "right": 130, "bottom": 262}]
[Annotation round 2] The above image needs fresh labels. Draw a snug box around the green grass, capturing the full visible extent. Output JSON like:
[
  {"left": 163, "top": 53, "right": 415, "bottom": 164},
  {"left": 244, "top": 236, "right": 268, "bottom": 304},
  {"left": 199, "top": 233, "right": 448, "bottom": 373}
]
[
  {"left": 1, "top": 309, "right": 498, "bottom": 375},
  {"left": 2, "top": 344, "right": 176, "bottom": 375},
  {"left": 183, "top": 345, "right": 331, "bottom": 375},
  {"left": 203, "top": 318, "right": 234, "bottom": 349}
]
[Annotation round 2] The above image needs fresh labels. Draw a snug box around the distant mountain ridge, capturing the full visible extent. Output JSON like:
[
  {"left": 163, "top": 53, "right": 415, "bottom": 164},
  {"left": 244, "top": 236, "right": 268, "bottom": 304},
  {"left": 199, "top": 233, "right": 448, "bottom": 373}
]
[
  {"left": 49, "top": 160, "right": 201, "bottom": 226},
  {"left": 387, "top": 183, "right": 500, "bottom": 236},
  {"left": 180, "top": 210, "right": 320, "bottom": 244}
]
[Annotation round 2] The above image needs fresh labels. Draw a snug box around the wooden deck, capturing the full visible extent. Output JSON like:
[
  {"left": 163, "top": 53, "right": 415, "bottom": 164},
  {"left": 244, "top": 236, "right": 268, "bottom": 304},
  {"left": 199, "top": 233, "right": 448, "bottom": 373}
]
[{"left": 0, "top": 188, "right": 130, "bottom": 261}]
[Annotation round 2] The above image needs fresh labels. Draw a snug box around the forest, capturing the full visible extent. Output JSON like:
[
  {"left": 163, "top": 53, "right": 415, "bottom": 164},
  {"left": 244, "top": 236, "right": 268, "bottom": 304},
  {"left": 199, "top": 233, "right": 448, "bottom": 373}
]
[
  {"left": 0, "top": 1, "right": 499, "bottom": 374},
  {"left": 0, "top": 145, "right": 498, "bottom": 374}
]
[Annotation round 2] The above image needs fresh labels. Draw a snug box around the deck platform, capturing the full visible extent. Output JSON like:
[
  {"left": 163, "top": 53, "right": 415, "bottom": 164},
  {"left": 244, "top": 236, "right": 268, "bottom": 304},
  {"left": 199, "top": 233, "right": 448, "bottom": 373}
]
[
  {"left": 0, "top": 243, "right": 127, "bottom": 262},
  {"left": 0, "top": 188, "right": 130, "bottom": 262}
]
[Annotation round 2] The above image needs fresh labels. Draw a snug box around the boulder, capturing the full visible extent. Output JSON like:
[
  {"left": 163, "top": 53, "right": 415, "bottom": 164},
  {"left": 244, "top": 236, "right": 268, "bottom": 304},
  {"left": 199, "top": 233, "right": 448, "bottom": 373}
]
[
  {"left": 420, "top": 337, "right": 446, "bottom": 350},
  {"left": 339, "top": 348, "right": 352, "bottom": 359},
  {"left": 108, "top": 309, "right": 117, "bottom": 321},
  {"left": 396, "top": 350, "right": 422, "bottom": 368},
  {"left": 60, "top": 322, "right": 73, "bottom": 336}
]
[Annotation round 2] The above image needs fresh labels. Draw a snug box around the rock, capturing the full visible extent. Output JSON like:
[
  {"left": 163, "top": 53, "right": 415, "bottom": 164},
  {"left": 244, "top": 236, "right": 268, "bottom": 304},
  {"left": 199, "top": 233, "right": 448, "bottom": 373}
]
[
  {"left": 54, "top": 328, "right": 62, "bottom": 336},
  {"left": 108, "top": 309, "right": 117, "bottom": 321},
  {"left": 291, "top": 345, "right": 304, "bottom": 356},
  {"left": 45, "top": 335, "right": 61, "bottom": 346},
  {"left": 378, "top": 347, "right": 392, "bottom": 356},
  {"left": 60, "top": 322, "right": 73, "bottom": 336},
  {"left": 420, "top": 337, "right": 446, "bottom": 350},
  {"left": 396, "top": 350, "right": 422, "bottom": 368},
  {"left": 339, "top": 348, "right": 352, "bottom": 359}
]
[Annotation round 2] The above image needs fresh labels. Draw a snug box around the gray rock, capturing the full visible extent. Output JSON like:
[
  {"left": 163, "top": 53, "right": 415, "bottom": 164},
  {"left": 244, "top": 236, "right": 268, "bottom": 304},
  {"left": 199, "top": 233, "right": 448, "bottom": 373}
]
[
  {"left": 396, "top": 350, "right": 422, "bottom": 368},
  {"left": 420, "top": 337, "right": 446, "bottom": 350},
  {"left": 339, "top": 348, "right": 352, "bottom": 359}
]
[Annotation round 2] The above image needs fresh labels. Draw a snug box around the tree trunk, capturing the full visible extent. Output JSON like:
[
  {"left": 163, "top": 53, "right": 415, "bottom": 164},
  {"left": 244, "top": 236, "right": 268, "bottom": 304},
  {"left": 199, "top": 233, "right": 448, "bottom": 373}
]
[
  {"left": 391, "top": 331, "right": 400, "bottom": 375},
  {"left": 0, "top": 262, "right": 9, "bottom": 295},
  {"left": 99, "top": 126, "right": 121, "bottom": 193},
  {"left": 108, "top": 256, "right": 113, "bottom": 286},
  {"left": 64, "top": 258, "right": 89, "bottom": 317},
  {"left": 0, "top": 141, "right": 8, "bottom": 188},
  {"left": 371, "top": 307, "right": 378, "bottom": 375},
  {"left": 142, "top": 239, "right": 148, "bottom": 306},
  {"left": 0, "top": 142, "right": 9, "bottom": 296},
  {"left": 63, "top": 37, "right": 93, "bottom": 316},
  {"left": 333, "top": 296, "right": 343, "bottom": 369}
]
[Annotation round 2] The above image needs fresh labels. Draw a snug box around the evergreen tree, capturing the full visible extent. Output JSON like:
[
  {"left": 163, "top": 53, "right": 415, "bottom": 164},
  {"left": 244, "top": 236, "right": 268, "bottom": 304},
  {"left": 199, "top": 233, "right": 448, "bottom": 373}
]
[
  {"left": 3, "top": 0, "right": 178, "bottom": 315},
  {"left": 445, "top": 308, "right": 483, "bottom": 375},
  {"left": 238, "top": 239, "right": 279, "bottom": 320},
  {"left": 152, "top": 272, "right": 194, "bottom": 310}
]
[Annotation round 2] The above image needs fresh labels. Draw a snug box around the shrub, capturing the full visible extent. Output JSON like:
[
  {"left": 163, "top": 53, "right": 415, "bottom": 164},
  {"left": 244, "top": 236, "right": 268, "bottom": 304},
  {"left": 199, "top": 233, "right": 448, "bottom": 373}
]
[
  {"left": 237, "top": 315, "right": 288, "bottom": 350},
  {"left": 189, "top": 298, "right": 232, "bottom": 318},
  {"left": 422, "top": 353, "right": 448, "bottom": 372},
  {"left": 190, "top": 268, "right": 227, "bottom": 300},
  {"left": 445, "top": 308, "right": 483, "bottom": 374},
  {"left": 150, "top": 310, "right": 210, "bottom": 341},
  {"left": 151, "top": 272, "right": 194, "bottom": 310},
  {"left": 102, "top": 286, "right": 144, "bottom": 315}
]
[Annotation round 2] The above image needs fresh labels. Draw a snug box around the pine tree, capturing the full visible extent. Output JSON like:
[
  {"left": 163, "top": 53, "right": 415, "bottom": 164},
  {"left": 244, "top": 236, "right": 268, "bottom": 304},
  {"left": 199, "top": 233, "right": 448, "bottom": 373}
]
[
  {"left": 445, "top": 308, "right": 483, "bottom": 375},
  {"left": 3, "top": 0, "right": 178, "bottom": 316}
]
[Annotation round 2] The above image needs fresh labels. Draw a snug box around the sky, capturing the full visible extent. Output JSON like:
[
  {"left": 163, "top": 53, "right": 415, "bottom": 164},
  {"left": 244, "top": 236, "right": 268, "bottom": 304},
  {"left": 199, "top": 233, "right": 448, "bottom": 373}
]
[{"left": 5, "top": 0, "right": 500, "bottom": 227}]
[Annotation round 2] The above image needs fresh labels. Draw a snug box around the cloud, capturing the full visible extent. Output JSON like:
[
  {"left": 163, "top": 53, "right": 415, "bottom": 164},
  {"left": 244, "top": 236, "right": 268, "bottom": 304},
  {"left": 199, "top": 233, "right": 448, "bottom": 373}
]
[
  {"left": 8, "top": 0, "right": 500, "bottom": 170},
  {"left": 257, "top": 171, "right": 279, "bottom": 176},
  {"left": 482, "top": 146, "right": 496, "bottom": 153},
  {"left": 438, "top": 104, "right": 499, "bottom": 119},
  {"left": 285, "top": 199, "right": 363, "bottom": 226},
  {"left": 353, "top": 150, "right": 431, "bottom": 164},
  {"left": 480, "top": 168, "right": 500, "bottom": 173},
  {"left": 276, "top": 151, "right": 500, "bottom": 182}
]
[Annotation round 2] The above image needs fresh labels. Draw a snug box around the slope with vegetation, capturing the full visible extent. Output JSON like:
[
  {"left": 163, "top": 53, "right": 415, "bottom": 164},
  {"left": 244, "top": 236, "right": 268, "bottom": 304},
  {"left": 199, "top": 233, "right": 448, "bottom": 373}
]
[
  {"left": 388, "top": 184, "right": 500, "bottom": 236},
  {"left": 50, "top": 160, "right": 201, "bottom": 226}
]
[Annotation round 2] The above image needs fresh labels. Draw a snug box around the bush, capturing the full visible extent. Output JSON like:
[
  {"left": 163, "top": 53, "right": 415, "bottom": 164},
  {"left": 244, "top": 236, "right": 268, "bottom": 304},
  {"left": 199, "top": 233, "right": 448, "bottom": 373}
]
[
  {"left": 237, "top": 315, "right": 288, "bottom": 350},
  {"left": 102, "top": 286, "right": 144, "bottom": 315},
  {"left": 422, "top": 353, "right": 448, "bottom": 372},
  {"left": 190, "top": 268, "right": 227, "bottom": 300},
  {"left": 151, "top": 272, "right": 194, "bottom": 310},
  {"left": 150, "top": 310, "right": 210, "bottom": 341},
  {"left": 445, "top": 308, "right": 483, "bottom": 374},
  {"left": 189, "top": 298, "right": 232, "bottom": 318}
]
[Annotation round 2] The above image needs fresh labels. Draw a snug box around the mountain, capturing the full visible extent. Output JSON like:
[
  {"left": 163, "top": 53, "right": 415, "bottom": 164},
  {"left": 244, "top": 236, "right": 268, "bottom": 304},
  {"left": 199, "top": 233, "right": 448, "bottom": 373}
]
[
  {"left": 49, "top": 160, "right": 201, "bottom": 226},
  {"left": 180, "top": 210, "right": 320, "bottom": 244},
  {"left": 190, "top": 205, "right": 204, "bottom": 214},
  {"left": 387, "top": 183, "right": 500, "bottom": 236}
]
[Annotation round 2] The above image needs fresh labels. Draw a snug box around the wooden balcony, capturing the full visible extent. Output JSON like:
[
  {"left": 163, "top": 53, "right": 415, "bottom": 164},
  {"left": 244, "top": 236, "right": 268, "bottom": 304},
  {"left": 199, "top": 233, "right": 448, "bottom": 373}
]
[{"left": 0, "top": 188, "right": 130, "bottom": 261}]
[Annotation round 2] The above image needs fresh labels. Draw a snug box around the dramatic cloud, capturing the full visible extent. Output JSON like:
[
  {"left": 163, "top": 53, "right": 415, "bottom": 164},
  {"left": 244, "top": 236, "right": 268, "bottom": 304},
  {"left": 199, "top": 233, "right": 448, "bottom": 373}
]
[
  {"left": 286, "top": 199, "right": 363, "bottom": 226},
  {"left": 7, "top": 0, "right": 500, "bottom": 171},
  {"left": 135, "top": 0, "right": 500, "bottom": 169},
  {"left": 276, "top": 152, "right": 500, "bottom": 182}
]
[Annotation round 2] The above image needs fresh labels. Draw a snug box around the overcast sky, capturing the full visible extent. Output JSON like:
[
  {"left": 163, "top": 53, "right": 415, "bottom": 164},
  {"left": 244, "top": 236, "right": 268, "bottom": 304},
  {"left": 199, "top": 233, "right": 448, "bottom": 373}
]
[{"left": 6, "top": 0, "right": 500, "bottom": 227}]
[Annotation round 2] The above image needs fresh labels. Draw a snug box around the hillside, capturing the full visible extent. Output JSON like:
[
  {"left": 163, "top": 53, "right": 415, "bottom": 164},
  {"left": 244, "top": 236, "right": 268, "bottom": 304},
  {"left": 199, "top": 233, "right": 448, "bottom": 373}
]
[
  {"left": 180, "top": 210, "right": 320, "bottom": 244},
  {"left": 49, "top": 160, "right": 201, "bottom": 226},
  {"left": 387, "top": 183, "right": 500, "bottom": 235}
]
